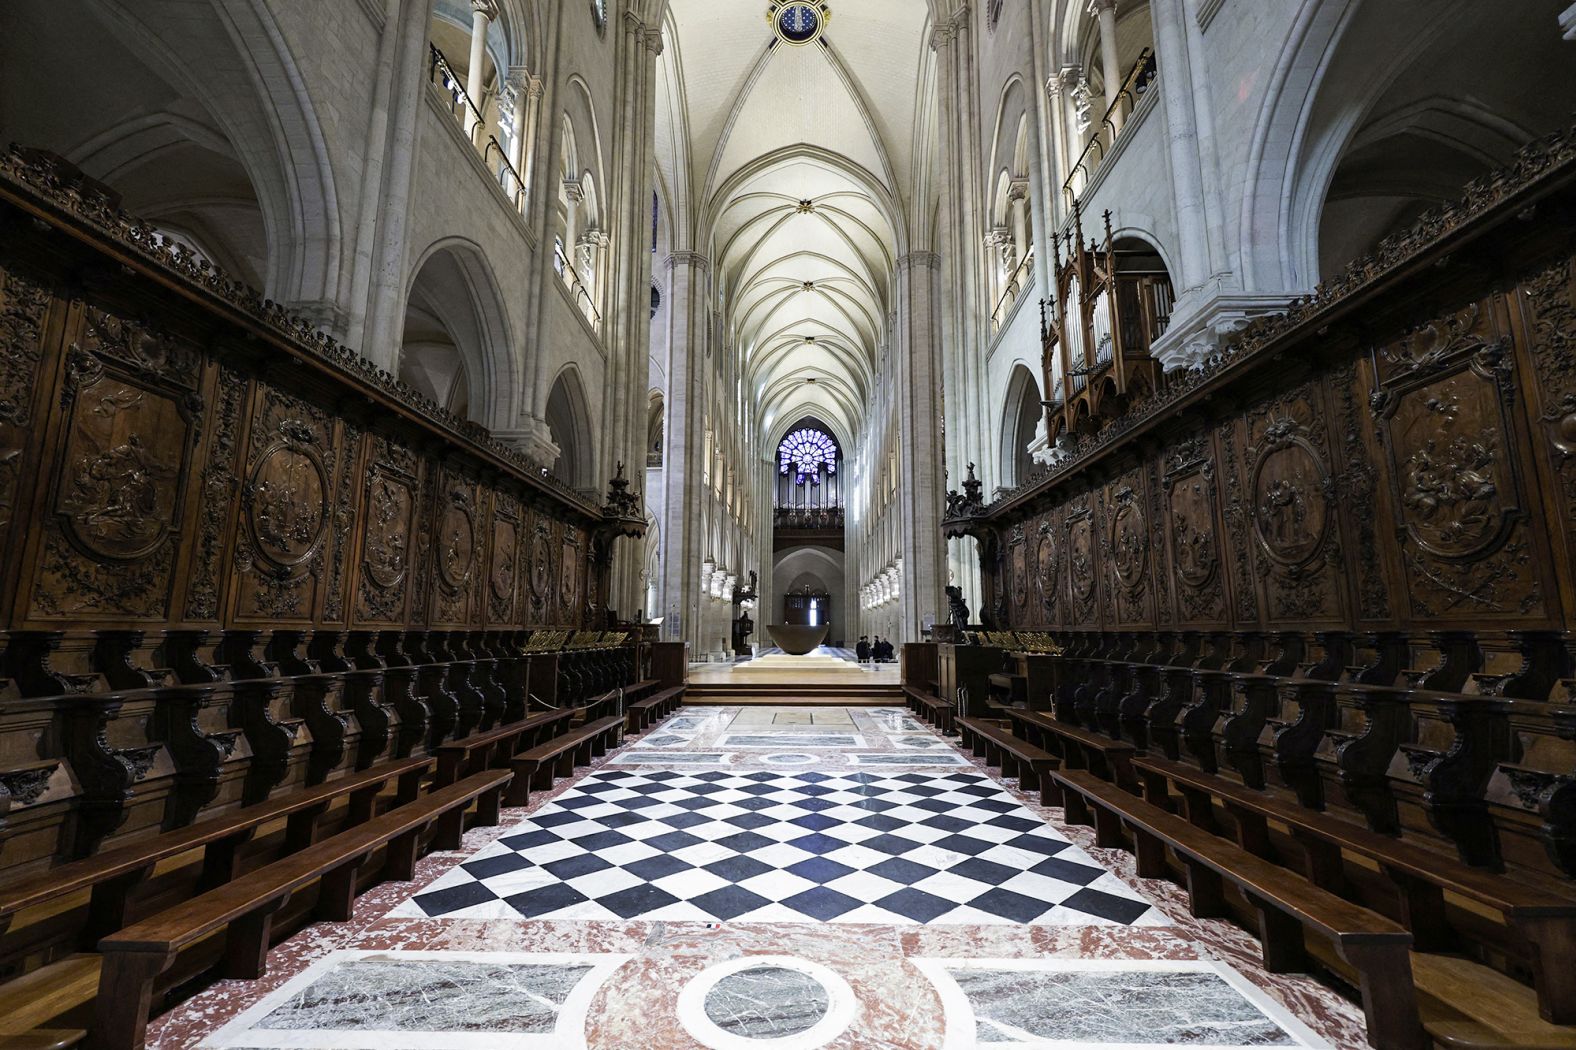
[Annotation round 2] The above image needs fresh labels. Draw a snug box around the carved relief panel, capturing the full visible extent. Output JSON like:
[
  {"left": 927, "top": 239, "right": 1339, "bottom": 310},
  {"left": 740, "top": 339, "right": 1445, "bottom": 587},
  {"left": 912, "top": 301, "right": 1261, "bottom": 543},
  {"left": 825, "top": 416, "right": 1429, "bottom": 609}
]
[
  {"left": 1008, "top": 528, "right": 1029, "bottom": 624},
  {"left": 354, "top": 436, "right": 420, "bottom": 626},
  {"left": 1035, "top": 511, "right": 1059, "bottom": 628},
  {"left": 1163, "top": 435, "right": 1229, "bottom": 625},
  {"left": 232, "top": 385, "right": 333, "bottom": 623},
  {"left": 560, "top": 525, "right": 584, "bottom": 625},
  {"left": 1372, "top": 305, "right": 1548, "bottom": 623},
  {"left": 430, "top": 471, "right": 481, "bottom": 627},
  {"left": 0, "top": 264, "right": 54, "bottom": 591},
  {"left": 1065, "top": 495, "right": 1099, "bottom": 624},
  {"left": 1520, "top": 255, "right": 1576, "bottom": 608},
  {"left": 526, "top": 510, "right": 554, "bottom": 620},
  {"left": 1105, "top": 470, "right": 1152, "bottom": 626},
  {"left": 1242, "top": 385, "right": 1345, "bottom": 624},
  {"left": 487, "top": 492, "right": 521, "bottom": 626},
  {"left": 30, "top": 309, "right": 202, "bottom": 621}
]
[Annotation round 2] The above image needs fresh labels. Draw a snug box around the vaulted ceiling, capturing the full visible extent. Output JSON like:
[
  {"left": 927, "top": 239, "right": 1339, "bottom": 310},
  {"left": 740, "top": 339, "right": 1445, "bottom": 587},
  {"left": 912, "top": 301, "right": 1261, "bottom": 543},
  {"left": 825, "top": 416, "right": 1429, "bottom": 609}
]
[{"left": 656, "top": 1, "right": 935, "bottom": 452}]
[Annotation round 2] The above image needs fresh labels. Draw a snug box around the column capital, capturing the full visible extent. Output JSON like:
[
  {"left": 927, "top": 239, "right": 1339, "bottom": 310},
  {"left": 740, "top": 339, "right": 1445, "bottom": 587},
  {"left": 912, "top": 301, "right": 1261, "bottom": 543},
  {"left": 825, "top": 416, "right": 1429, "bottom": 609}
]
[
  {"left": 563, "top": 179, "right": 585, "bottom": 202},
  {"left": 470, "top": 0, "right": 499, "bottom": 19},
  {"left": 1087, "top": 0, "right": 1118, "bottom": 14},
  {"left": 928, "top": 23, "right": 957, "bottom": 51},
  {"left": 666, "top": 250, "right": 711, "bottom": 273},
  {"left": 897, "top": 251, "right": 941, "bottom": 272}
]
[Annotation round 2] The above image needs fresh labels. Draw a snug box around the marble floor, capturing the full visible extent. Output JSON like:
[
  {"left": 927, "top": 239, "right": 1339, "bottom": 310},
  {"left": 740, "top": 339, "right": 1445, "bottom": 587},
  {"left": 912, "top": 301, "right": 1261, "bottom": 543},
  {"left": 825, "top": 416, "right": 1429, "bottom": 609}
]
[{"left": 151, "top": 706, "right": 1375, "bottom": 1050}]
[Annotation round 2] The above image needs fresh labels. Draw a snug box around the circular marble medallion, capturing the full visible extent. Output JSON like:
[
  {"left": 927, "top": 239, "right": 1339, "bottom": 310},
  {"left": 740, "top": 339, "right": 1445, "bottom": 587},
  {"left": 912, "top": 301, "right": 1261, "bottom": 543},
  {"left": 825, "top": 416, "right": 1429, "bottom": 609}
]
[
  {"left": 763, "top": 753, "right": 817, "bottom": 766},
  {"left": 678, "top": 956, "right": 857, "bottom": 1050}
]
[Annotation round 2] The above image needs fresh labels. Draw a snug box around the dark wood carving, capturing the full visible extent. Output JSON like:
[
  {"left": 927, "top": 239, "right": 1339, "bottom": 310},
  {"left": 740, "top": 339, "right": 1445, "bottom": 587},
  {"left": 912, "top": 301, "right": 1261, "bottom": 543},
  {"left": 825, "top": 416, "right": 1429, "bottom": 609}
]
[
  {"left": 0, "top": 148, "right": 638, "bottom": 885},
  {"left": 946, "top": 124, "right": 1576, "bottom": 883}
]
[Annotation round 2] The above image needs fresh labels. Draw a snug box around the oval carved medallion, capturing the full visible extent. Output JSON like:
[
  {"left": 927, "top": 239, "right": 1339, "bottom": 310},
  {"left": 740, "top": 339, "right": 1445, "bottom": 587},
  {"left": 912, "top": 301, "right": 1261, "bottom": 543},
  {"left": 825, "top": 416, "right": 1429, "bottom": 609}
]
[
  {"left": 1250, "top": 425, "right": 1329, "bottom": 569},
  {"left": 1068, "top": 515, "right": 1096, "bottom": 602},
  {"left": 491, "top": 519, "right": 517, "bottom": 601},
  {"left": 246, "top": 434, "right": 328, "bottom": 569},
  {"left": 437, "top": 502, "right": 475, "bottom": 589},
  {"left": 363, "top": 472, "right": 411, "bottom": 589},
  {"left": 1036, "top": 529, "right": 1057, "bottom": 610}
]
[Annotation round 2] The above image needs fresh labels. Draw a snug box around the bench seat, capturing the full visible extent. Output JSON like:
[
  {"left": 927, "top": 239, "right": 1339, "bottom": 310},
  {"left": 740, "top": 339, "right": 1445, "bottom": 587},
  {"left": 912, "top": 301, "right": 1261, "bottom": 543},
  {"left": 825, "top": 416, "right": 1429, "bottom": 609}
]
[
  {"left": 1005, "top": 708, "right": 1137, "bottom": 790},
  {"left": 0, "top": 755, "right": 432, "bottom": 944},
  {"left": 626, "top": 686, "right": 684, "bottom": 733},
  {"left": 956, "top": 717, "right": 1059, "bottom": 805},
  {"left": 1133, "top": 751, "right": 1576, "bottom": 1025},
  {"left": 434, "top": 708, "right": 572, "bottom": 786},
  {"left": 506, "top": 716, "right": 625, "bottom": 806},
  {"left": 902, "top": 685, "right": 956, "bottom": 734},
  {"left": 91, "top": 768, "right": 512, "bottom": 1050},
  {"left": 1052, "top": 767, "right": 1422, "bottom": 1050}
]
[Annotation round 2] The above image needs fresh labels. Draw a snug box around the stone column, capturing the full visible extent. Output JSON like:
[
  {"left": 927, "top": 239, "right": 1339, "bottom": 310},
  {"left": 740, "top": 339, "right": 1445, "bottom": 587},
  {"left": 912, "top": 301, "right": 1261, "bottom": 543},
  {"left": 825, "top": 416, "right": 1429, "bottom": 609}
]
[
  {"left": 1151, "top": 0, "right": 1210, "bottom": 297},
  {"left": 1056, "top": 65, "right": 1084, "bottom": 208},
  {"left": 896, "top": 252, "right": 946, "bottom": 644},
  {"left": 1092, "top": 0, "right": 1122, "bottom": 129},
  {"left": 520, "top": 77, "right": 545, "bottom": 199},
  {"left": 466, "top": 0, "right": 497, "bottom": 141},
  {"left": 502, "top": 70, "right": 528, "bottom": 179},
  {"left": 357, "top": 0, "right": 440, "bottom": 370},
  {"left": 659, "top": 253, "right": 711, "bottom": 648},
  {"left": 562, "top": 181, "right": 583, "bottom": 277}
]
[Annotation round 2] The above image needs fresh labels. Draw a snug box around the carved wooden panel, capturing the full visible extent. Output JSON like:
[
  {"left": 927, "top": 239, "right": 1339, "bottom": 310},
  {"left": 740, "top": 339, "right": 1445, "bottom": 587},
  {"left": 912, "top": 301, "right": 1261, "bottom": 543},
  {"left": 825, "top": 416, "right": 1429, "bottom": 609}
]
[
  {"left": 29, "top": 310, "right": 202, "bottom": 621},
  {"left": 1034, "top": 511, "right": 1059, "bottom": 626},
  {"left": 1065, "top": 495, "right": 1099, "bottom": 624},
  {"left": 232, "top": 385, "right": 333, "bottom": 623},
  {"left": 1521, "top": 256, "right": 1576, "bottom": 616},
  {"left": 487, "top": 492, "right": 521, "bottom": 626},
  {"left": 1242, "top": 383, "right": 1345, "bottom": 625},
  {"left": 430, "top": 470, "right": 481, "bottom": 628},
  {"left": 1372, "top": 304, "right": 1549, "bottom": 623},
  {"left": 353, "top": 435, "right": 420, "bottom": 626},
  {"left": 1163, "top": 435, "right": 1229, "bottom": 626},
  {"left": 1105, "top": 469, "right": 1152, "bottom": 627},
  {"left": 0, "top": 264, "right": 53, "bottom": 598}
]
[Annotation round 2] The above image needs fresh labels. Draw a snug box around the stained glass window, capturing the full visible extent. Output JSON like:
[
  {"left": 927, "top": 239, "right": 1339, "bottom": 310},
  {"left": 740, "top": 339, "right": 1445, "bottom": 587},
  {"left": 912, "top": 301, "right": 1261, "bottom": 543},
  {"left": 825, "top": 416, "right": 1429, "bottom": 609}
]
[{"left": 778, "top": 428, "right": 839, "bottom": 485}]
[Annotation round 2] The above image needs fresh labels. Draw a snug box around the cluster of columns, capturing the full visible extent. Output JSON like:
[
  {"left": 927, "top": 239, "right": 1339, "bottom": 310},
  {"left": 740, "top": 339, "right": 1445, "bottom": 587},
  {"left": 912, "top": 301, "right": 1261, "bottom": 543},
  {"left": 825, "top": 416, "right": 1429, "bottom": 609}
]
[{"left": 861, "top": 560, "right": 902, "bottom": 612}]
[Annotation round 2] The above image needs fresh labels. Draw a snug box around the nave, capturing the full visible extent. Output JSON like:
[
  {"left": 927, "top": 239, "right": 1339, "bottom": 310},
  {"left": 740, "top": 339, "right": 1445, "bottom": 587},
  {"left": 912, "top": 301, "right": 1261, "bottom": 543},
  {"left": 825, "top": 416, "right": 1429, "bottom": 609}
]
[{"left": 144, "top": 705, "right": 1358, "bottom": 1049}]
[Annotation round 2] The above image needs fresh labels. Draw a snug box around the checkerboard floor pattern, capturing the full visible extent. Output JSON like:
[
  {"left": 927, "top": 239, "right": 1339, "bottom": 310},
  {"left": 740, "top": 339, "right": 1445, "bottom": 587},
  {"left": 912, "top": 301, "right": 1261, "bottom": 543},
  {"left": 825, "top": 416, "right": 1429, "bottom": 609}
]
[{"left": 394, "top": 768, "right": 1166, "bottom": 927}]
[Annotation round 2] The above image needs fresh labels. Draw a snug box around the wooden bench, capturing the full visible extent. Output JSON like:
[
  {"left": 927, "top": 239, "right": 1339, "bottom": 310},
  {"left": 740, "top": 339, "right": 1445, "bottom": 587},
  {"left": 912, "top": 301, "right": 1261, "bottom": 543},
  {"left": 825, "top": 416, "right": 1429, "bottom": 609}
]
[
  {"left": 0, "top": 953, "right": 98, "bottom": 1050},
  {"left": 987, "top": 671, "right": 1028, "bottom": 706},
  {"left": 1052, "top": 767, "right": 1423, "bottom": 1050},
  {"left": 0, "top": 755, "right": 431, "bottom": 944},
  {"left": 91, "top": 768, "right": 512, "bottom": 1050},
  {"left": 956, "top": 717, "right": 1059, "bottom": 805},
  {"left": 1004, "top": 708, "right": 1138, "bottom": 791},
  {"left": 505, "top": 716, "right": 625, "bottom": 807},
  {"left": 1133, "top": 751, "right": 1576, "bottom": 1025},
  {"left": 902, "top": 685, "right": 956, "bottom": 735},
  {"left": 433, "top": 708, "right": 573, "bottom": 787},
  {"left": 626, "top": 685, "right": 684, "bottom": 733}
]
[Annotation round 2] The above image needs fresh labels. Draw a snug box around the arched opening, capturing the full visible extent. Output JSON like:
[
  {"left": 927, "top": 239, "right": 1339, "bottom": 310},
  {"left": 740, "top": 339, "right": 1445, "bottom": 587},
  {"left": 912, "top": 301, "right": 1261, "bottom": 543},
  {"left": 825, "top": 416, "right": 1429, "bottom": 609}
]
[
  {"left": 999, "top": 365, "right": 1043, "bottom": 489},
  {"left": 0, "top": 0, "right": 342, "bottom": 312},
  {"left": 545, "top": 367, "right": 595, "bottom": 492},
  {"left": 399, "top": 243, "right": 512, "bottom": 427},
  {"left": 1112, "top": 235, "right": 1174, "bottom": 360},
  {"left": 1242, "top": 0, "right": 1576, "bottom": 291},
  {"left": 775, "top": 418, "right": 843, "bottom": 519},
  {"left": 647, "top": 391, "right": 665, "bottom": 468}
]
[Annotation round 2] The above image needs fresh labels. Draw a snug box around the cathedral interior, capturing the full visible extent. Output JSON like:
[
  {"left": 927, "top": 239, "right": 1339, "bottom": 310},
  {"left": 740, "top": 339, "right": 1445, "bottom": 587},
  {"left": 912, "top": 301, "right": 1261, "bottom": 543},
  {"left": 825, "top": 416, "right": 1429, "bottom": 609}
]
[{"left": 0, "top": 0, "right": 1575, "bottom": 1047}]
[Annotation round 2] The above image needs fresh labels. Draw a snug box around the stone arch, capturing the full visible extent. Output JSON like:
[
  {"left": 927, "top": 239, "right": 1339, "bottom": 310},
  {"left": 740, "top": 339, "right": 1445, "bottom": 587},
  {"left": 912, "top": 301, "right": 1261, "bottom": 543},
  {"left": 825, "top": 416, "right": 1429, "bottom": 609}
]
[
  {"left": 545, "top": 365, "right": 597, "bottom": 491},
  {"left": 400, "top": 239, "right": 516, "bottom": 429},
  {"left": 998, "top": 364, "right": 1043, "bottom": 489},
  {"left": 4, "top": 0, "right": 344, "bottom": 322}
]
